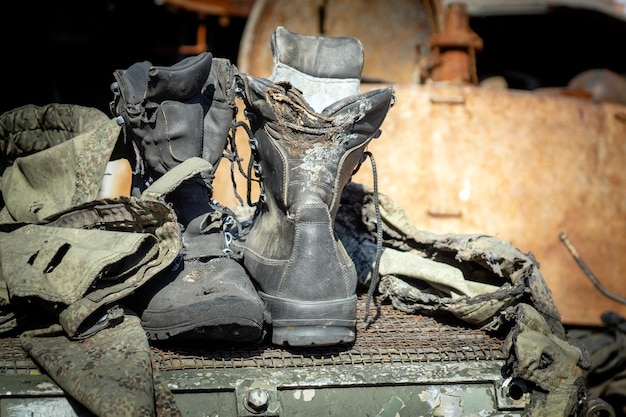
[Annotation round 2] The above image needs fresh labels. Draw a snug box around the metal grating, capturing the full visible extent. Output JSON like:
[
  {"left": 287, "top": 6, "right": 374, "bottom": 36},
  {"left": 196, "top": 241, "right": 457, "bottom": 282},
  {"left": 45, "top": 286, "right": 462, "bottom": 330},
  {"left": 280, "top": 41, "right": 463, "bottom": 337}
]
[
  {"left": 0, "top": 338, "right": 40, "bottom": 376},
  {"left": 0, "top": 296, "right": 507, "bottom": 376},
  {"left": 152, "top": 295, "right": 507, "bottom": 371}
]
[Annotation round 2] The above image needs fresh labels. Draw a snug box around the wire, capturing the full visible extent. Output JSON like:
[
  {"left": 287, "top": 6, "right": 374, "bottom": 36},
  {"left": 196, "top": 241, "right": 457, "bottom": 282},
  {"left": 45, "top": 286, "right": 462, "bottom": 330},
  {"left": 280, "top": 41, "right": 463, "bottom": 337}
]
[{"left": 559, "top": 232, "right": 626, "bottom": 305}]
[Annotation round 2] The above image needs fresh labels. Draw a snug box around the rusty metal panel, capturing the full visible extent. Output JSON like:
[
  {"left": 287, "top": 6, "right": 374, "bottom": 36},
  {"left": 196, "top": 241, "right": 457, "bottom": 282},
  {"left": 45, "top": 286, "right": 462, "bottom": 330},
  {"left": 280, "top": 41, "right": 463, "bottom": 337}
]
[
  {"left": 0, "top": 297, "right": 507, "bottom": 375},
  {"left": 350, "top": 84, "right": 626, "bottom": 326},
  {"left": 159, "top": 0, "right": 255, "bottom": 17}
]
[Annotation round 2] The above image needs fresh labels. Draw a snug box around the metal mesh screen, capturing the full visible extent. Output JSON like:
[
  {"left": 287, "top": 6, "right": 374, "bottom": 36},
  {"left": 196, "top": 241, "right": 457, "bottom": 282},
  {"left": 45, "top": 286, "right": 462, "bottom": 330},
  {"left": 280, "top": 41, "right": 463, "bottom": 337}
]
[
  {"left": 0, "top": 296, "right": 506, "bottom": 375},
  {"left": 151, "top": 296, "right": 506, "bottom": 371}
]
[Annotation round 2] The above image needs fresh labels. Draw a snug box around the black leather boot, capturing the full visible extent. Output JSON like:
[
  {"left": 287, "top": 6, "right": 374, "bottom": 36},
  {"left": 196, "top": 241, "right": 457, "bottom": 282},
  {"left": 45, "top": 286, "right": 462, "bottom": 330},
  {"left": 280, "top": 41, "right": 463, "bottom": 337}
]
[
  {"left": 110, "top": 51, "right": 235, "bottom": 183},
  {"left": 131, "top": 189, "right": 265, "bottom": 342},
  {"left": 233, "top": 27, "right": 395, "bottom": 346},
  {"left": 111, "top": 53, "right": 265, "bottom": 343}
]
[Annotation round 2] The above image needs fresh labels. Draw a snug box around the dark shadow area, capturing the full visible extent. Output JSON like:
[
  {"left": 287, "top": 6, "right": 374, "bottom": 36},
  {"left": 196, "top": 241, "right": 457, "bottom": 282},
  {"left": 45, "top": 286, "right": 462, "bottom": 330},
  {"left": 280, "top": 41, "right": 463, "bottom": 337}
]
[
  {"left": 2, "top": 2, "right": 625, "bottom": 115},
  {"left": 471, "top": 6, "right": 626, "bottom": 89},
  {"left": 1, "top": 0, "right": 246, "bottom": 115}
]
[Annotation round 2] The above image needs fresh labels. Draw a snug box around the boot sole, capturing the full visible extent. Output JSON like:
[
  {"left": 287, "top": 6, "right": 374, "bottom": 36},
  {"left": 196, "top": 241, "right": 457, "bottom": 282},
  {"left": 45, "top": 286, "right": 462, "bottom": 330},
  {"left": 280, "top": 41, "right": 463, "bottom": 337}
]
[
  {"left": 260, "top": 292, "right": 357, "bottom": 347},
  {"left": 143, "top": 316, "right": 264, "bottom": 342}
]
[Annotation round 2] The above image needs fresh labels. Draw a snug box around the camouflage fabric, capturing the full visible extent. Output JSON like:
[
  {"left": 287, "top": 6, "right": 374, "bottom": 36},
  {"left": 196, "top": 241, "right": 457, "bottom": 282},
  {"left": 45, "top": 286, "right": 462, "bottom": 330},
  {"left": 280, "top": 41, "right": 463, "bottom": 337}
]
[
  {"left": 0, "top": 103, "right": 187, "bottom": 416},
  {"left": 503, "top": 303, "right": 588, "bottom": 417},
  {"left": 0, "top": 104, "right": 185, "bottom": 338},
  {"left": 335, "top": 182, "right": 589, "bottom": 417},
  {"left": 337, "top": 182, "right": 562, "bottom": 333},
  {"left": 0, "top": 113, "right": 121, "bottom": 224},
  {"left": 20, "top": 309, "right": 181, "bottom": 417},
  {"left": 0, "top": 103, "right": 110, "bottom": 175},
  {"left": 1, "top": 223, "right": 157, "bottom": 304},
  {"left": 3, "top": 195, "right": 182, "bottom": 338}
]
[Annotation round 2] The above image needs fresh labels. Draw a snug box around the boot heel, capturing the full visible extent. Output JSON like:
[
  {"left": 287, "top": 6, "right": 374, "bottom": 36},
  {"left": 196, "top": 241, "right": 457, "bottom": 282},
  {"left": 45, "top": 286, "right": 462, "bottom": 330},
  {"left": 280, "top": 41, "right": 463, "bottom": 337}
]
[{"left": 260, "top": 292, "right": 357, "bottom": 346}]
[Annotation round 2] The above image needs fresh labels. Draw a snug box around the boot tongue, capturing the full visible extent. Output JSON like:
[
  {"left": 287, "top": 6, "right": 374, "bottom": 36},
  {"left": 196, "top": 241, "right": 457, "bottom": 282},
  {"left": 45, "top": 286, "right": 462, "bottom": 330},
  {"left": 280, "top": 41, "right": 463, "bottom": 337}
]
[{"left": 269, "top": 26, "right": 364, "bottom": 113}]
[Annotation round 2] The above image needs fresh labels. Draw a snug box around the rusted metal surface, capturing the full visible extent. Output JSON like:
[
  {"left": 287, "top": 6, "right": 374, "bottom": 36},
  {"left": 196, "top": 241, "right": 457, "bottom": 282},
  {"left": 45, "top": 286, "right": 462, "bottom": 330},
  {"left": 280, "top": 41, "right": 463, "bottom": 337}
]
[
  {"left": 238, "top": 0, "right": 443, "bottom": 83},
  {"left": 158, "top": 0, "right": 257, "bottom": 55},
  {"left": 1, "top": 296, "right": 519, "bottom": 416},
  {"left": 152, "top": 295, "right": 505, "bottom": 371},
  {"left": 158, "top": 0, "right": 256, "bottom": 18},
  {"left": 457, "top": 0, "right": 626, "bottom": 21},
  {"left": 424, "top": 2, "right": 483, "bottom": 84},
  {"left": 0, "top": 339, "right": 40, "bottom": 376},
  {"left": 350, "top": 84, "right": 626, "bottom": 326}
]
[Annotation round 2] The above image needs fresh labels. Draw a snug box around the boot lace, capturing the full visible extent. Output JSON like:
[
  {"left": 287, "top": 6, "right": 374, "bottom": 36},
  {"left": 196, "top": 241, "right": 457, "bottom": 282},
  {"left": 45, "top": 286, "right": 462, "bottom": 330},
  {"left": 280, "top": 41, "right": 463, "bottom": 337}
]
[
  {"left": 224, "top": 104, "right": 264, "bottom": 213},
  {"left": 225, "top": 101, "right": 266, "bottom": 231},
  {"left": 361, "top": 150, "right": 384, "bottom": 325},
  {"left": 206, "top": 199, "right": 245, "bottom": 260}
]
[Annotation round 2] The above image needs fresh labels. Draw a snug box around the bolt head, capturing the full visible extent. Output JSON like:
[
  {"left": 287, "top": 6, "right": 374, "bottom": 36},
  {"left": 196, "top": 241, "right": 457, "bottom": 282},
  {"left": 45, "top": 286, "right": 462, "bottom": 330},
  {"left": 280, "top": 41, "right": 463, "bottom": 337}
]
[{"left": 246, "top": 388, "right": 269, "bottom": 412}]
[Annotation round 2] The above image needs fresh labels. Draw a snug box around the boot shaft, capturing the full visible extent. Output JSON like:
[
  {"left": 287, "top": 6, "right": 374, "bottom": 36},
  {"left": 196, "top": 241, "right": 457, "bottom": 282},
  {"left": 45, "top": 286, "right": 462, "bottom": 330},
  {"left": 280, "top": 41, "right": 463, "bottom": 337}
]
[
  {"left": 235, "top": 73, "right": 393, "bottom": 295},
  {"left": 237, "top": 74, "right": 394, "bottom": 219},
  {"left": 110, "top": 53, "right": 237, "bottom": 182}
]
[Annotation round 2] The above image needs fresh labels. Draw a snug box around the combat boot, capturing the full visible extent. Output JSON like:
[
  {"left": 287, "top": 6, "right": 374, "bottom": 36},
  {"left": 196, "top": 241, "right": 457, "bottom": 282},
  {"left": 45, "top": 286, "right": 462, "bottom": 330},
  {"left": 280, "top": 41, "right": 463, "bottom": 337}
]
[
  {"left": 233, "top": 27, "right": 394, "bottom": 346},
  {"left": 111, "top": 53, "right": 265, "bottom": 343}
]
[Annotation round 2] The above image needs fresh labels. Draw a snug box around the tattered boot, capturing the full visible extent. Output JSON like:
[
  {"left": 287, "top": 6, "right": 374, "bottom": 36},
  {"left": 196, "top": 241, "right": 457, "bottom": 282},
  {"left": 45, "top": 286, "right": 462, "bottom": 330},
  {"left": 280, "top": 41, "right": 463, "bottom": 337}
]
[
  {"left": 131, "top": 181, "right": 265, "bottom": 342},
  {"left": 111, "top": 53, "right": 265, "bottom": 343},
  {"left": 233, "top": 27, "right": 395, "bottom": 346}
]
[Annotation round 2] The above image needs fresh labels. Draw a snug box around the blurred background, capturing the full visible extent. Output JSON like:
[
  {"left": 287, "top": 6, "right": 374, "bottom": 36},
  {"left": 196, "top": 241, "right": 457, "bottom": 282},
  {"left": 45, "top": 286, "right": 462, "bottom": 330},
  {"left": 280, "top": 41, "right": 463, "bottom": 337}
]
[{"left": 2, "top": 0, "right": 626, "bottom": 115}]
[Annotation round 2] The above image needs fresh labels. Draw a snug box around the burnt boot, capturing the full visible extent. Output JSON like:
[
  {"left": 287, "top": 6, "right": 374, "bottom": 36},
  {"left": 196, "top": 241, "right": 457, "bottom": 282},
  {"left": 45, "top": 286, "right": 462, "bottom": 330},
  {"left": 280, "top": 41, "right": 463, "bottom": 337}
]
[
  {"left": 111, "top": 53, "right": 265, "bottom": 343},
  {"left": 232, "top": 27, "right": 395, "bottom": 346}
]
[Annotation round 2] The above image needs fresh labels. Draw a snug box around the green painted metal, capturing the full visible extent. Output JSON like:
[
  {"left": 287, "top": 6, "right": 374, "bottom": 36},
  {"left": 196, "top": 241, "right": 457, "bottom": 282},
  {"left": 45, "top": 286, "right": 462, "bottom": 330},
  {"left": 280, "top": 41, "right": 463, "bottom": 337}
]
[{"left": 1, "top": 361, "right": 528, "bottom": 416}]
